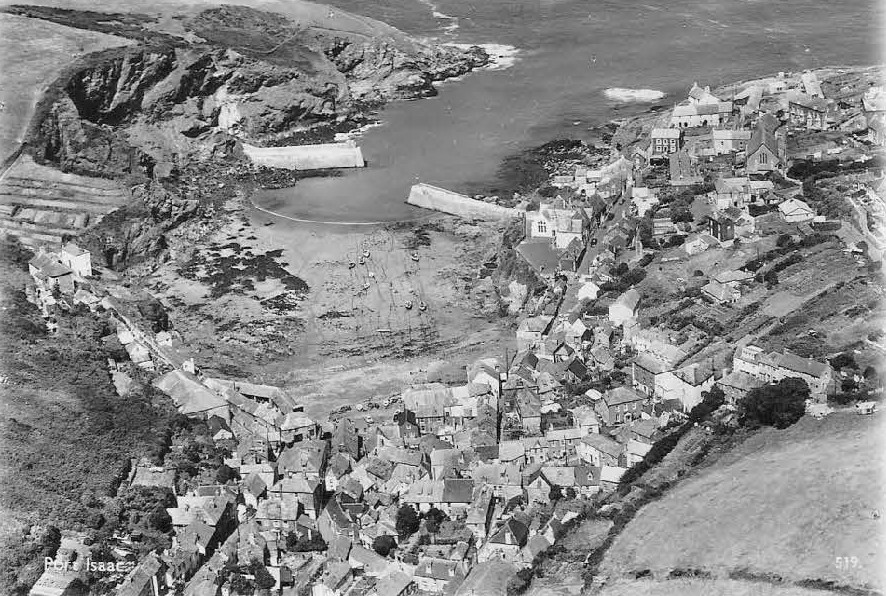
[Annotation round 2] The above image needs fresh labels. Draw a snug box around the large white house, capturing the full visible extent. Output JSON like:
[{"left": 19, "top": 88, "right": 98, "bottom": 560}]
[{"left": 525, "top": 202, "right": 591, "bottom": 249}]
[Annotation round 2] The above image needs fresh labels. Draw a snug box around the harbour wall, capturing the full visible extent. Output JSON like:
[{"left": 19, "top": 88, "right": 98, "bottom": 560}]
[
  {"left": 406, "top": 183, "right": 521, "bottom": 221},
  {"left": 242, "top": 142, "right": 365, "bottom": 170}
]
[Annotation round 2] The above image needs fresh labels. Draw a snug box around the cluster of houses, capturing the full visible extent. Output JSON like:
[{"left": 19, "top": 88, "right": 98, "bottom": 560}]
[
  {"left": 23, "top": 68, "right": 880, "bottom": 596},
  {"left": 26, "top": 242, "right": 94, "bottom": 324}
]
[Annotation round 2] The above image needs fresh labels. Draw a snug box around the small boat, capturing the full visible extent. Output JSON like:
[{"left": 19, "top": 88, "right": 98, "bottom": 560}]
[
  {"left": 361, "top": 282, "right": 370, "bottom": 291},
  {"left": 348, "top": 261, "right": 356, "bottom": 269},
  {"left": 418, "top": 301, "right": 427, "bottom": 312},
  {"left": 410, "top": 253, "right": 420, "bottom": 262},
  {"left": 362, "top": 250, "right": 371, "bottom": 258},
  {"left": 358, "top": 257, "right": 365, "bottom": 265},
  {"left": 404, "top": 300, "right": 413, "bottom": 310},
  {"left": 368, "top": 271, "right": 375, "bottom": 278}
]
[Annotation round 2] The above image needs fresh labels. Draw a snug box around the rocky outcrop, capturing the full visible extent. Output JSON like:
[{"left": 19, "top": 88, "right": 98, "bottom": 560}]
[{"left": 22, "top": 3, "right": 488, "bottom": 267}]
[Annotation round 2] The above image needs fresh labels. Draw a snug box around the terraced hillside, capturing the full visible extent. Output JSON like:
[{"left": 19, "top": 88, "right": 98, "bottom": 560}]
[{"left": 0, "top": 156, "right": 129, "bottom": 249}]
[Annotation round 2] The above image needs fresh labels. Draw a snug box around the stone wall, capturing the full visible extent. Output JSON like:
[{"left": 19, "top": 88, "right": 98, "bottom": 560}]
[
  {"left": 406, "top": 183, "right": 520, "bottom": 221},
  {"left": 242, "top": 142, "right": 365, "bottom": 170}
]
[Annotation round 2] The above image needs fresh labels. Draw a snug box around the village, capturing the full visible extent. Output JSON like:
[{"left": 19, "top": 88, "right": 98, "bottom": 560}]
[{"left": 18, "top": 66, "right": 886, "bottom": 596}]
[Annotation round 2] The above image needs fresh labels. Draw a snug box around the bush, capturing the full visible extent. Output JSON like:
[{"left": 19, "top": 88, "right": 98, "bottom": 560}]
[
  {"left": 738, "top": 378, "right": 809, "bottom": 429},
  {"left": 372, "top": 535, "right": 397, "bottom": 557},
  {"left": 423, "top": 507, "right": 447, "bottom": 534},
  {"left": 506, "top": 568, "right": 534, "bottom": 596},
  {"left": 286, "top": 532, "right": 326, "bottom": 552},
  {"left": 776, "top": 234, "right": 793, "bottom": 248},
  {"left": 687, "top": 386, "right": 725, "bottom": 423},
  {"left": 396, "top": 505, "right": 420, "bottom": 539},
  {"left": 829, "top": 353, "right": 858, "bottom": 370}
]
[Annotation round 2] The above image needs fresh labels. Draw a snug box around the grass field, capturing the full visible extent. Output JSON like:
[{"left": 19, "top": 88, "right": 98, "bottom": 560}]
[
  {"left": 0, "top": 14, "right": 131, "bottom": 162},
  {"left": 599, "top": 410, "right": 886, "bottom": 592}
]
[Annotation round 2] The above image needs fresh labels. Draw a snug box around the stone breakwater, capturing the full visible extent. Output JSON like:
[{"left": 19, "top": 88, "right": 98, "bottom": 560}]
[
  {"left": 242, "top": 142, "right": 365, "bottom": 171},
  {"left": 407, "top": 183, "right": 520, "bottom": 221}
]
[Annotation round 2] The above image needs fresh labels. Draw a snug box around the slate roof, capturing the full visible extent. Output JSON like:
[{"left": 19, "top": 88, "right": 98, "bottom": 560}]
[
  {"left": 748, "top": 113, "right": 780, "bottom": 157},
  {"left": 778, "top": 352, "right": 831, "bottom": 378},
  {"left": 277, "top": 440, "right": 327, "bottom": 475},
  {"left": 29, "top": 253, "right": 72, "bottom": 277},
  {"left": 613, "top": 288, "right": 640, "bottom": 311},
  {"left": 488, "top": 518, "right": 529, "bottom": 547},
  {"left": 242, "top": 473, "right": 267, "bottom": 497},
  {"left": 516, "top": 239, "right": 561, "bottom": 275},
  {"left": 442, "top": 478, "right": 474, "bottom": 503},
  {"left": 604, "top": 386, "right": 645, "bottom": 406},
  {"left": 375, "top": 571, "right": 412, "bottom": 595},
  {"left": 651, "top": 127, "right": 681, "bottom": 139},
  {"left": 154, "top": 370, "right": 228, "bottom": 415},
  {"left": 581, "top": 434, "right": 623, "bottom": 458}
]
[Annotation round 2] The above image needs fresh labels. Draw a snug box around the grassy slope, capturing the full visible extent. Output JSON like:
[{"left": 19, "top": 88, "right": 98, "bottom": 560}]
[
  {"left": 0, "top": 0, "right": 412, "bottom": 42},
  {"left": 599, "top": 411, "right": 886, "bottom": 591},
  {"left": 0, "top": 13, "right": 131, "bottom": 161},
  {"left": 600, "top": 578, "right": 850, "bottom": 596},
  {"left": 0, "top": 248, "right": 176, "bottom": 535}
]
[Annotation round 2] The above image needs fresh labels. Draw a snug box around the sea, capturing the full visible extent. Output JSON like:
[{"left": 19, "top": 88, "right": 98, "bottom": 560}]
[{"left": 252, "top": 0, "right": 884, "bottom": 223}]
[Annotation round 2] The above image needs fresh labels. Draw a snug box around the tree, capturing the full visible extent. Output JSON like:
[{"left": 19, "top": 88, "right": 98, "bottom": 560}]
[
  {"left": 372, "top": 535, "right": 397, "bottom": 557},
  {"left": 216, "top": 464, "right": 238, "bottom": 484},
  {"left": 688, "top": 385, "right": 726, "bottom": 423},
  {"left": 396, "top": 505, "right": 420, "bottom": 539},
  {"left": 286, "top": 532, "right": 326, "bottom": 552},
  {"left": 549, "top": 485, "right": 563, "bottom": 501},
  {"left": 506, "top": 568, "right": 534, "bottom": 596},
  {"left": 251, "top": 561, "right": 276, "bottom": 590},
  {"left": 776, "top": 234, "right": 793, "bottom": 247},
  {"left": 672, "top": 207, "right": 693, "bottom": 223},
  {"left": 829, "top": 353, "right": 858, "bottom": 370},
  {"left": 39, "top": 527, "right": 62, "bottom": 558},
  {"left": 565, "top": 487, "right": 577, "bottom": 500},
  {"left": 423, "top": 507, "right": 447, "bottom": 534},
  {"left": 738, "top": 378, "right": 809, "bottom": 429}
]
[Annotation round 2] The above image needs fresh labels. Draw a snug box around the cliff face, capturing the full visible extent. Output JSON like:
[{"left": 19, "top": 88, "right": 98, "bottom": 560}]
[{"left": 31, "top": 6, "right": 487, "bottom": 169}]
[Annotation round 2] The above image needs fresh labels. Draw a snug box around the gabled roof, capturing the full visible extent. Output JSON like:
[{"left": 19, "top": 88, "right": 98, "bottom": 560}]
[
  {"left": 600, "top": 466, "right": 628, "bottom": 483},
  {"left": 498, "top": 441, "right": 525, "bottom": 462},
  {"left": 61, "top": 242, "right": 88, "bottom": 257},
  {"left": 414, "top": 557, "right": 462, "bottom": 580},
  {"left": 712, "top": 129, "right": 752, "bottom": 140},
  {"left": 277, "top": 440, "right": 327, "bottom": 475},
  {"left": 516, "top": 239, "right": 561, "bottom": 275},
  {"left": 29, "top": 253, "right": 72, "bottom": 278},
  {"left": 778, "top": 197, "right": 814, "bottom": 216},
  {"left": 604, "top": 386, "right": 645, "bottom": 406},
  {"left": 651, "top": 127, "right": 681, "bottom": 139},
  {"left": 270, "top": 476, "right": 320, "bottom": 495},
  {"left": 747, "top": 113, "right": 780, "bottom": 157},
  {"left": 777, "top": 353, "right": 831, "bottom": 378},
  {"left": 581, "top": 433, "right": 623, "bottom": 458},
  {"left": 375, "top": 571, "right": 412, "bottom": 596},
  {"left": 613, "top": 289, "right": 640, "bottom": 311},
  {"left": 566, "top": 358, "right": 588, "bottom": 379},
  {"left": 488, "top": 518, "right": 529, "bottom": 547},
  {"left": 154, "top": 370, "right": 228, "bottom": 415},
  {"left": 442, "top": 478, "right": 474, "bottom": 503},
  {"left": 242, "top": 472, "right": 267, "bottom": 497}
]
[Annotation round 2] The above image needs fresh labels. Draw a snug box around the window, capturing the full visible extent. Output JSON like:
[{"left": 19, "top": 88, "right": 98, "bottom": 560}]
[
  {"left": 760, "top": 152, "right": 768, "bottom": 165},
  {"left": 537, "top": 221, "right": 547, "bottom": 234}
]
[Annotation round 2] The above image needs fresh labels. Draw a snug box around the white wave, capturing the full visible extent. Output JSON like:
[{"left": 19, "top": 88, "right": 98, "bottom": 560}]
[
  {"left": 334, "top": 121, "right": 385, "bottom": 142},
  {"left": 416, "top": 0, "right": 460, "bottom": 33},
  {"left": 603, "top": 87, "right": 666, "bottom": 103},
  {"left": 448, "top": 42, "right": 521, "bottom": 71}
]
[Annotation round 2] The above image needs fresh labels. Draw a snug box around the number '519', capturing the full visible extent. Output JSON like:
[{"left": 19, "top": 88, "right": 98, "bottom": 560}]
[{"left": 835, "top": 556, "right": 859, "bottom": 570}]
